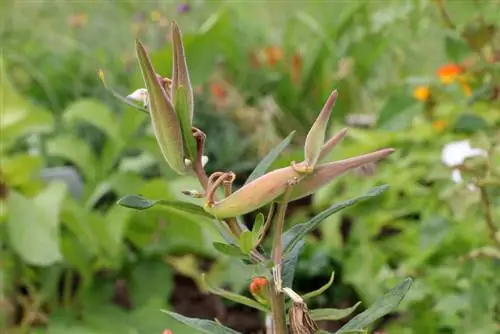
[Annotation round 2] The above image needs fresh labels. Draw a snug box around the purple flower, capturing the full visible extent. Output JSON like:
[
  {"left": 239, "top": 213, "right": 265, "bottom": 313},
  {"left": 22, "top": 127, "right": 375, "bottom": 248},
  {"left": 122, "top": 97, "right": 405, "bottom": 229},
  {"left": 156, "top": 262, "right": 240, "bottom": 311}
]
[{"left": 177, "top": 3, "right": 191, "bottom": 14}]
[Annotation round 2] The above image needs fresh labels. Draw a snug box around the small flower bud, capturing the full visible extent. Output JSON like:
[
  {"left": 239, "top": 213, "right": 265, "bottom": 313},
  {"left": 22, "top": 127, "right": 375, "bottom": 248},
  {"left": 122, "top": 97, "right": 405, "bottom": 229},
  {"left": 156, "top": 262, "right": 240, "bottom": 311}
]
[
  {"left": 127, "top": 88, "right": 149, "bottom": 108},
  {"left": 249, "top": 277, "right": 269, "bottom": 304}
]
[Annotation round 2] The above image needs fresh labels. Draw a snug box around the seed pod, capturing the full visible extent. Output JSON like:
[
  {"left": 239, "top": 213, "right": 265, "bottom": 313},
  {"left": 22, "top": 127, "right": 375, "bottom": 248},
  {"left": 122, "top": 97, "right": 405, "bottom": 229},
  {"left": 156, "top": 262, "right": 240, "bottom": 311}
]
[
  {"left": 303, "top": 90, "right": 338, "bottom": 170},
  {"left": 287, "top": 148, "right": 395, "bottom": 202},
  {"left": 288, "top": 302, "right": 318, "bottom": 334},
  {"left": 136, "top": 40, "right": 187, "bottom": 175}
]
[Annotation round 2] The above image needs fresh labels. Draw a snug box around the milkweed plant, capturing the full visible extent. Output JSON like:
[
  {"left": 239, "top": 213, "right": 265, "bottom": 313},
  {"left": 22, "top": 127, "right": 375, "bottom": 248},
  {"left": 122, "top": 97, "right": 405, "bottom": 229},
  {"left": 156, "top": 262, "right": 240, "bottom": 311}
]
[{"left": 104, "top": 22, "right": 413, "bottom": 334}]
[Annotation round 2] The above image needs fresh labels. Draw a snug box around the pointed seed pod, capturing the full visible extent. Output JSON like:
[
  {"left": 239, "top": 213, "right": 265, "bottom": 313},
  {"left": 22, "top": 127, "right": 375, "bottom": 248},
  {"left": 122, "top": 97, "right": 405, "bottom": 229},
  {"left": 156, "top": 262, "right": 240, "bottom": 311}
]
[
  {"left": 288, "top": 302, "right": 318, "bottom": 334},
  {"left": 303, "top": 90, "right": 338, "bottom": 170},
  {"left": 136, "top": 39, "right": 187, "bottom": 175}
]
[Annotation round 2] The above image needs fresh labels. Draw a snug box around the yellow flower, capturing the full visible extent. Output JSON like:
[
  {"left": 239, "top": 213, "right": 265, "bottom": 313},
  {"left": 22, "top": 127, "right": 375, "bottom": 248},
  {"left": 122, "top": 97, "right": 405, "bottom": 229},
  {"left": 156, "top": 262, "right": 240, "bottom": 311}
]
[
  {"left": 414, "top": 86, "right": 430, "bottom": 101},
  {"left": 151, "top": 11, "right": 162, "bottom": 22}
]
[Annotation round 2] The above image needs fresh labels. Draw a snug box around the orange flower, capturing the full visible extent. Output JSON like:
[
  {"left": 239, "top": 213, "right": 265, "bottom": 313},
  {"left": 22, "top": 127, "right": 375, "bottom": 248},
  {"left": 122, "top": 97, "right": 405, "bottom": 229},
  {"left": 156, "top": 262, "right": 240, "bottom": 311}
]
[
  {"left": 210, "top": 83, "right": 226, "bottom": 100},
  {"left": 291, "top": 53, "right": 302, "bottom": 84},
  {"left": 413, "top": 86, "right": 430, "bottom": 101},
  {"left": 249, "top": 277, "right": 268, "bottom": 294},
  {"left": 263, "top": 46, "right": 284, "bottom": 66},
  {"left": 432, "top": 119, "right": 447, "bottom": 131},
  {"left": 436, "top": 64, "right": 463, "bottom": 84}
]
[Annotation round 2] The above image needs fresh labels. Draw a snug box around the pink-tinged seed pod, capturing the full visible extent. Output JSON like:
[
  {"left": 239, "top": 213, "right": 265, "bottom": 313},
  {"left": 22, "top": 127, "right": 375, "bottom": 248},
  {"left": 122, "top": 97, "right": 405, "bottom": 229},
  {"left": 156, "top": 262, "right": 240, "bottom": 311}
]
[
  {"left": 203, "top": 162, "right": 308, "bottom": 219},
  {"left": 136, "top": 39, "right": 187, "bottom": 175},
  {"left": 303, "top": 90, "right": 338, "bottom": 170},
  {"left": 287, "top": 148, "right": 395, "bottom": 202}
]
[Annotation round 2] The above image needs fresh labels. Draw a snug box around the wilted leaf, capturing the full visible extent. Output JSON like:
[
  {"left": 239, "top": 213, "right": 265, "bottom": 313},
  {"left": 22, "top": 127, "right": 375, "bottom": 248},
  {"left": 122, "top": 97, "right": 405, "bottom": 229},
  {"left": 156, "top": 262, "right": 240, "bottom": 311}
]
[
  {"left": 161, "top": 310, "right": 242, "bottom": 334},
  {"left": 283, "top": 185, "right": 389, "bottom": 254},
  {"left": 309, "top": 302, "right": 361, "bottom": 321},
  {"left": 335, "top": 278, "right": 413, "bottom": 333},
  {"left": 244, "top": 131, "right": 296, "bottom": 185}
]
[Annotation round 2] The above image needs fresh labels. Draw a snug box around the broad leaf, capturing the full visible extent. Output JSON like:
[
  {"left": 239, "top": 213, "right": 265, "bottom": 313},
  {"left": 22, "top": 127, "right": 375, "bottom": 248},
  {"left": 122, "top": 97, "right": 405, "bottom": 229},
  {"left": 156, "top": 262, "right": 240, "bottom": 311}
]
[
  {"left": 117, "top": 195, "right": 213, "bottom": 218},
  {"left": 161, "top": 310, "right": 242, "bottom": 334},
  {"left": 376, "top": 95, "right": 421, "bottom": 131},
  {"left": 309, "top": 302, "right": 361, "bottom": 321},
  {"left": 283, "top": 185, "right": 389, "bottom": 254},
  {"left": 244, "top": 131, "right": 295, "bottom": 185},
  {"left": 202, "top": 274, "right": 269, "bottom": 313},
  {"left": 7, "top": 189, "right": 64, "bottom": 266},
  {"left": 335, "top": 278, "right": 413, "bottom": 333}
]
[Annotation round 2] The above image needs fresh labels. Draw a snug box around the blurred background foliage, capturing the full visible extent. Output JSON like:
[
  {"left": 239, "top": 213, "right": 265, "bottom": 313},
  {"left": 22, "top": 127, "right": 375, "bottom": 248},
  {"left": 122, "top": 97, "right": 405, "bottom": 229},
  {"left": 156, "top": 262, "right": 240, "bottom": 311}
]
[{"left": 1, "top": 0, "right": 499, "bottom": 333}]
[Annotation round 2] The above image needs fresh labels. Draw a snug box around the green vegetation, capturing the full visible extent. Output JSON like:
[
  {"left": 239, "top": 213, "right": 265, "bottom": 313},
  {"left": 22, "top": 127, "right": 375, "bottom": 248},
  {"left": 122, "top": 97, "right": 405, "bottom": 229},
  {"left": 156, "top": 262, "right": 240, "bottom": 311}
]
[{"left": 1, "top": 0, "right": 499, "bottom": 333}]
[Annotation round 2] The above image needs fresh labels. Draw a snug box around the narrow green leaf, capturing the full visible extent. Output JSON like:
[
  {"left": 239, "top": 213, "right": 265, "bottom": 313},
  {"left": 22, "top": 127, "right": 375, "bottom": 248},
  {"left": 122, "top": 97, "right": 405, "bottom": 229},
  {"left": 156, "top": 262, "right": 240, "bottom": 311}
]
[
  {"left": 310, "top": 302, "right": 361, "bottom": 321},
  {"left": 283, "top": 185, "right": 389, "bottom": 254},
  {"left": 303, "top": 271, "right": 335, "bottom": 301},
  {"left": 161, "top": 310, "right": 242, "bottom": 334},
  {"left": 239, "top": 231, "right": 254, "bottom": 255},
  {"left": 174, "top": 85, "right": 197, "bottom": 161},
  {"left": 282, "top": 240, "right": 304, "bottom": 288},
  {"left": 244, "top": 131, "right": 295, "bottom": 185},
  {"left": 335, "top": 278, "right": 413, "bottom": 333},
  {"left": 213, "top": 242, "right": 246, "bottom": 258},
  {"left": 117, "top": 195, "right": 213, "bottom": 218},
  {"left": 201, "top": 274, "right": 269, "bottom": 313},
  {"left": 251, "top": 213, "right": 265, "bottom": 245}
]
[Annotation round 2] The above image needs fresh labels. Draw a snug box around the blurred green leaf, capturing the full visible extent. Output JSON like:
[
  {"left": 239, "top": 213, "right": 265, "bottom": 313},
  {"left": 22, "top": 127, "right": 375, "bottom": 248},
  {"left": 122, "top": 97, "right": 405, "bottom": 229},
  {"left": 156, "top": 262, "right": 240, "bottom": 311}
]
[
  {"left": 239, "top": 231, "right": 254, "bottom": 255},
  {"left": 7, "top": 188, "right": 64, "bottom": 266},
  {"left": 63, "top": 99, "right": 120, "bottom": 141},
  {"left": 377, "top": 95, "right": 421, "bottom": 131},
  {"left": 117, "top": 194, "right": 213, "bottom": 218},
  {"left": 335, "top": 278, "right": 413, "bottom": 333},
  {"left": 161, "top": 310, "right": 242, "bottom": 334},
  {"left": 201, "top": 274, "right": 269, "bottom": 313},
  {"left": 213, "top": 242, "right": 246, "bottom": 258},
  {"left": 244, "top": 131, "right": 296, "bottom": 185},
  {"left": 309, "top": 302, "right": 361, "bottom": 321},
  {"left": 283, "top": 185, "right": 390, "bottom": 254},
  {"left": 453, "top": 113, "right": 488, "bottom": 133},
  {"left": 130, "top": 260, "right": 174, "bottom": 306},
  {"left": 444, "top": 34, "right": 470, "bottom": 63},
  {"left": 47, "top": 135, "right": 97, "bottom": 181}
]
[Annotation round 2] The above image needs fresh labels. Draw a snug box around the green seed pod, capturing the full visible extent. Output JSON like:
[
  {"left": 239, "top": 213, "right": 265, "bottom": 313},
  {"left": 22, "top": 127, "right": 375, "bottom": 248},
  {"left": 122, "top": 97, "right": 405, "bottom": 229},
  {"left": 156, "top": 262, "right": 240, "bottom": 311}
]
[{"left": 136, "top": 39, "right": 187, "bottom": 175}]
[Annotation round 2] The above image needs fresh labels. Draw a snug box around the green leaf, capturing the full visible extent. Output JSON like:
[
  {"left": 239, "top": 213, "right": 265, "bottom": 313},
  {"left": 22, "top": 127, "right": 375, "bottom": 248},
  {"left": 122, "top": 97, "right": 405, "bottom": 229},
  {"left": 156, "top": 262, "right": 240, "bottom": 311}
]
[
  {"left": 213, "top": 242, "right": 246, "bottom": 258},
  {"left": 283, "top": 185, "right": 389, "bottom": 254},
  {"left": 282, "top": 240, "right": 304, "bottom": 288},
  {"left": 201, "top": 274, "right": 269, "bottom": 313},
  {"left": 335, "top": 278, "right": 413, "bottom": 333},
  {"left": 244, "top": 131, "right": 295, "bottom": 185},
  {"left": 303, "top": 271, "right": 335, "bottom": 301},
  {"left": 310, "top": 302, "right": 361, "bottom": 321},
  {"left": 7, "top": 190, "right": 64, "bottom": 266},
  {"left": 445, "top": 34, "right": 470, "bottom": 63},
  {"left": 117, "top": 195, "right": 213, "bottom": 218},
  {"left": 161, "top": 310, "right": 242, "bottom": 334},
  {"left": 63, "top": 99, "right": 120, "bottom": 141},
  {"left": 239, "top": 231, "right": 254, "bottom": 255},
  {"left": 46, "top": 135, "right": 97, "bottom": 181},
  {"left": 453, "top": 113, "right": 488, "bottom": 133},
  {"left": 376, "top": 95, "right": 421, "bottom": 131},
  {"left": 251, "top": 213, "right": 265, "bottom": 245}
]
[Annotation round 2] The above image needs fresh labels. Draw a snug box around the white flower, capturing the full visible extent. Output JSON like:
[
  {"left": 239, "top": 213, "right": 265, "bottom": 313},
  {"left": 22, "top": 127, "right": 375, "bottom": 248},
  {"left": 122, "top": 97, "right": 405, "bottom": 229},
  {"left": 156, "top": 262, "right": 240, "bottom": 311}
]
[
  {"left": 127, "top": 88, "right": 149, "bottom": 108},
  {"left": 184, "top": 155, "right": 209, "bottom": 168},
  {"left": 441, "top": 140, "right": 486, "bottom": 188}
]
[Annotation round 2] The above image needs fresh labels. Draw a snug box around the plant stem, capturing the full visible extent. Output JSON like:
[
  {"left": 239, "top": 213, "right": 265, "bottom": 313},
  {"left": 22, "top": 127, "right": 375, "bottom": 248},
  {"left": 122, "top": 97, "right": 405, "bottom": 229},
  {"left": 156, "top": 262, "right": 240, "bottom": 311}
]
[
  {"left": 479, "top": 185, "right": 499, "bottom": 247},
  {"left": 269, "top": 181, "right": 296, "bottom": 334}
]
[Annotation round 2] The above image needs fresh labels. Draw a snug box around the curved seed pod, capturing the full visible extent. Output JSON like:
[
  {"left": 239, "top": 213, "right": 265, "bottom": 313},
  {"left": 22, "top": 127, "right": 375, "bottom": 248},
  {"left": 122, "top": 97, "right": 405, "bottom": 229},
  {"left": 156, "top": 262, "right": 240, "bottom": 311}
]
[
  {"left": 318, "top": 127, "right": 348, "bottom": 162},
  {"left": 136, "top": 39, "right": 187, "bottom": 175},
  {"left": 303, "top": 90, "right": 338, "bottom": 170},
  {"left": 203, "top": 162, "right": 308, "bottom": 219},
  {"left": 171, "top": 21, "right": 194, "bottom": 124},
  {"left": 286, "top": 148, "right": 395, "bottom": 202}
]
